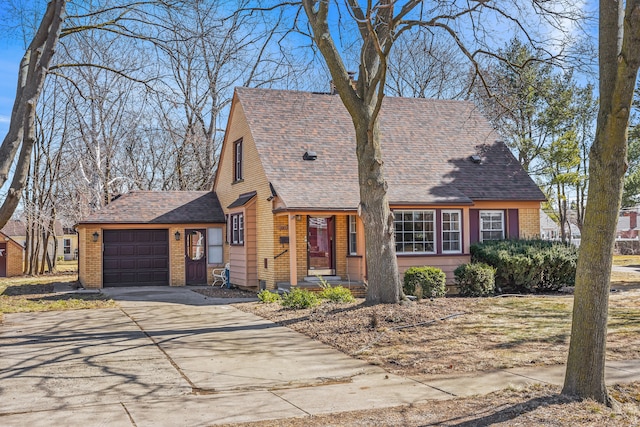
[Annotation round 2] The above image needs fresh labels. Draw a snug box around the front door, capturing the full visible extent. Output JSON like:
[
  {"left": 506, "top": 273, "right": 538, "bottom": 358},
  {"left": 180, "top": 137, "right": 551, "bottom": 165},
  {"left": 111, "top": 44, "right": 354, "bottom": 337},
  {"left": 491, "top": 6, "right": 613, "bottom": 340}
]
[
  {"left": 307, "top": 216, "right": 335, "bottom": 276},
  {"left": 185, "top": 229, "right": 207, "bottom": 284}
]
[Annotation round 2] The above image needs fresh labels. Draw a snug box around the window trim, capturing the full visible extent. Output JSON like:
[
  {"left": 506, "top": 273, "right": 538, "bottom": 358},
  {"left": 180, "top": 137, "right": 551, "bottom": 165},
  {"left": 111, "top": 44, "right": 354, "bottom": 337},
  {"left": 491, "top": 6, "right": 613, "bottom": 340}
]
[
  {"left": 441, "top": 209, "right": 462, "bottom": 254},
  {"left": 348, "top": 215, "right": 357, "bottom": 256},
  {"left": 233, "top": 138, "right": 243, "bottom": 182},
  {"left": 479, "top": 210, "right": 505, "bottom": 242},
  {"left": 230, "top": 212, "right": 244, "bottom": 245},
  {"left": 207, "top": 227, "right": 224, "bottom": 265},
  {"left": 394, "top": 209, "right": 436, "bottom": 255},
  {"left": 63, "top": 238, "right": 71, "bottom": 255}
]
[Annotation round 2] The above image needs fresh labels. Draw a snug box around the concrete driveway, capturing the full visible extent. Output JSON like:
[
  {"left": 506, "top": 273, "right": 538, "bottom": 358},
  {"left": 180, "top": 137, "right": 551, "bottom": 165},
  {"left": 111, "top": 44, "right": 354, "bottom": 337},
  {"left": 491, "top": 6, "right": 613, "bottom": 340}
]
[{"left": 0, "top": 286, "right": 449, "bottom": 426}]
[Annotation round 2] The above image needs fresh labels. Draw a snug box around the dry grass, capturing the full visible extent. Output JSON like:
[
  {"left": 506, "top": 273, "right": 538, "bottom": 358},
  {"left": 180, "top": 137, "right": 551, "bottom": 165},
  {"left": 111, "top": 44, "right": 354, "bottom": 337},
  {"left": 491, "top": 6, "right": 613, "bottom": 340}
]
[
  {"left": 0, "top": 273, "right": 114, "bottom": 321},
  {"left": 221, "top": 383, "right": 640, "bottom": 426},
  {"left": 235, "top": 291, "right": 640, "bottom": 376},
  {"left": 613, "top": 254, "right": 640, "bottom": 266}
]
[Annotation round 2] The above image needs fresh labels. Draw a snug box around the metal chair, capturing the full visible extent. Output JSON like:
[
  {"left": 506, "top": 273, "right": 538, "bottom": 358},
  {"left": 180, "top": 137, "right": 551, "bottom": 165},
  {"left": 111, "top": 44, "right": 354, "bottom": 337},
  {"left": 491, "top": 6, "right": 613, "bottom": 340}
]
[{"left": 212, "top": 263, "right": 229, "bottom": 287}]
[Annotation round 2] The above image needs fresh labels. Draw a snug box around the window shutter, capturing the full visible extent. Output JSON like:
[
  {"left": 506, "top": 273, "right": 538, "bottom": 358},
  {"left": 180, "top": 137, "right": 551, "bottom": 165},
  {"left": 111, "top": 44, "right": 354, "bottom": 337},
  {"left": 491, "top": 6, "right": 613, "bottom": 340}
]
[
  {"left": 470, "top": 209, "right": 479, "bottom": 244},
  {"left": 507, "top": 209, "right": 519, "bottom": 239}
]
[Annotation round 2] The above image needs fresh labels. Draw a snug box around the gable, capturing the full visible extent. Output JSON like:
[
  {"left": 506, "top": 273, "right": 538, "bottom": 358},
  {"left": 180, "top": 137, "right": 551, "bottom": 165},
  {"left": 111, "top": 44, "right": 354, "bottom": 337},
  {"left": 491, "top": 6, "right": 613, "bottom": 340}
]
[{"left": 232, "top": 88, "right": 544, "bottom": 210}]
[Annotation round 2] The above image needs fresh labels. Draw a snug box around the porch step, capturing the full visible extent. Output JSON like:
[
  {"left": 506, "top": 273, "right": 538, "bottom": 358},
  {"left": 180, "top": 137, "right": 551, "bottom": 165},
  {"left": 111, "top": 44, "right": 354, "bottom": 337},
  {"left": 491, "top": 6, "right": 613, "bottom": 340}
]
[{"left": 302, "top": 275, "right": 342, "bottom": 283}]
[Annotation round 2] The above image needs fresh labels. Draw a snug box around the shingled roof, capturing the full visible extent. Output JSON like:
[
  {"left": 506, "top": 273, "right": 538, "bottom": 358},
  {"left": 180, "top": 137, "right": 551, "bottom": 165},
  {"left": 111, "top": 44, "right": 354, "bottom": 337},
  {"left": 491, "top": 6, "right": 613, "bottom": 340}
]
[
  {"left": 234, "top": 87, "right": 545, "bottom": 210},
  {"left": 79, "top": 191, "right": 225, "bottom": 224}
]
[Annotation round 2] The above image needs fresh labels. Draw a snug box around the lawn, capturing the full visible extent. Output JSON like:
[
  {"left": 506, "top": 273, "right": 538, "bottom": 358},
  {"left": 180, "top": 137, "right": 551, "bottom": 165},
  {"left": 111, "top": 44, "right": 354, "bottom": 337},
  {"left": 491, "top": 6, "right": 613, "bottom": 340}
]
[{"left": 0, "top": 273, "right": 115, "bottom": 321}]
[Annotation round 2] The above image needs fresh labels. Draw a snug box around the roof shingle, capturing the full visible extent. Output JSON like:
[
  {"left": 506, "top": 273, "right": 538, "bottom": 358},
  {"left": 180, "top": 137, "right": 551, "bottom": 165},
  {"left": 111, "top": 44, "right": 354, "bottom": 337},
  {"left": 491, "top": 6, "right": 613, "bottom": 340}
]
[
  {"left": 234, "top": 88, "right": 545, "bottom": 209},
  {"left": 79, "top": 191, "right": 225, "bottom": 224}
]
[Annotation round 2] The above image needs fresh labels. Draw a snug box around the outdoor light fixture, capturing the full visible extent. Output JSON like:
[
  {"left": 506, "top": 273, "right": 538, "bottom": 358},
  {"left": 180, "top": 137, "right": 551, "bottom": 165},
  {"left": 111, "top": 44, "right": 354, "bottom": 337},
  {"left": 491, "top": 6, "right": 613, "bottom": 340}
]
[
  {"left": 174, "top": 231, "right": 181, "bottom": 241},
  {"left": 92, "top": 231, "right": 99, "bottom": 242}
]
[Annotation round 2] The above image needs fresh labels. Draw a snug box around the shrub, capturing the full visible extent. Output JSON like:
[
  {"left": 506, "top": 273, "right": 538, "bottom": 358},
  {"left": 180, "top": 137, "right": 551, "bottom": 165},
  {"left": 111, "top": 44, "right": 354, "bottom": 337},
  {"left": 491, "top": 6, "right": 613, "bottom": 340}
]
[
  {"left": 280, "top": 288, "right": 320, "bottom": 309},
  {"left": 470, "top": 239, "right": 577, "bottom": 293},
  {"left": 257, "top": 290, "right": 281, "bottom": 303},
  {"left": 454, "top": 263, "right": 496, "bottom": 297},
  {"left": 319, "top": 285, "right": 355, "bottom": 303},
  {"left": 403, "top": 266, "right": 446, "bottom": 300}
]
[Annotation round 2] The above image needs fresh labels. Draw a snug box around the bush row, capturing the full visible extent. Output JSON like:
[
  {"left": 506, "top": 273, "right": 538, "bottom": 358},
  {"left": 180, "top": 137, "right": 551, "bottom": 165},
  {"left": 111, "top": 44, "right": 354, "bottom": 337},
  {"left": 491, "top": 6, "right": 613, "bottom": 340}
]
[
  {"left": 258, "top": 285, "right": 355, "bottom": 309},
  {"left": 470, "top": 239, "right": 577, "bottom": 293}
]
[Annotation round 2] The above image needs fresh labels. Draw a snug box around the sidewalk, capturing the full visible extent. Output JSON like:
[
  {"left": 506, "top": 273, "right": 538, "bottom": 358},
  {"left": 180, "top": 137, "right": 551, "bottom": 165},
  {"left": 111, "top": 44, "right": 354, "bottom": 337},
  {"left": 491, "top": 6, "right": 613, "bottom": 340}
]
[{"left": 1, "top": 286, "right": 639, "bottom": 426}]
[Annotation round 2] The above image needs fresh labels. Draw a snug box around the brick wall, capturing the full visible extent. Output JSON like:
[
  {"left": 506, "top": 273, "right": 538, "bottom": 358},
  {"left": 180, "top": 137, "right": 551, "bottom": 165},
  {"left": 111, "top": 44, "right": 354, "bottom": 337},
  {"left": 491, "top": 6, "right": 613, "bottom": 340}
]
[
  {"left": 78, "top": 226, "right": 103, "bottom": 288},
  {"left": 213, "top": 101, "right": 275, "bottom": 288},
  {"left": 518, "top": 208, "right": 541, "bottom": 238},
  {"left": 169, "top": 226, "right": 185, "bottom": 286},
  {"left": 5, "top": 239, "right": 24, "bottom": 277}
]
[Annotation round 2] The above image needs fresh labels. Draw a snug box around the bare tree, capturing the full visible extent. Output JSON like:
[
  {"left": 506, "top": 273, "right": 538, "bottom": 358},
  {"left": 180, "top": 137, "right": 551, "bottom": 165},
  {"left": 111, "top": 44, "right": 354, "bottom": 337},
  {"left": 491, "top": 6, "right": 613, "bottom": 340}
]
[
  {"left": 296, "top": 0, "right": 581, "bottom": 304},
  {"left": 563, "top": 0, "right": 640, "bottom": 405}
]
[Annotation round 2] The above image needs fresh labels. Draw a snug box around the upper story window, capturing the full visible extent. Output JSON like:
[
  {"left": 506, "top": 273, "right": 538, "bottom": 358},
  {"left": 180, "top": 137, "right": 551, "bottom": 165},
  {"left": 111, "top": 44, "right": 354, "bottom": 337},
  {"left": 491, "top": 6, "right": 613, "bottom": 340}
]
[
  {"left": 348, "top": 215, "right": 357, "bottom": 255},
  {"left": 233, "top": 138, "right": 243, "bottom": 182},
  {"left": 230, "top": 213, "right": 244, "bottom": 245},
  {"left": 480, "top": 210, "right": 504, "bottom": 242},
  {"left": 441, "top": 210, "right": 462, "bottom": 253},
  {"left": 394, "top": 210, "right": 435, "bottom": 254}
]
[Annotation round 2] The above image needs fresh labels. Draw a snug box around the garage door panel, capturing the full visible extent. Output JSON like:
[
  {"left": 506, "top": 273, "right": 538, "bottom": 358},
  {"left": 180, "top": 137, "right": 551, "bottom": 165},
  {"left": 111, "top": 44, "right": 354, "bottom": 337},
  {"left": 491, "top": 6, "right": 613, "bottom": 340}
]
[{"left": 103, "top": 229, "right": 169, "bottom": 287}]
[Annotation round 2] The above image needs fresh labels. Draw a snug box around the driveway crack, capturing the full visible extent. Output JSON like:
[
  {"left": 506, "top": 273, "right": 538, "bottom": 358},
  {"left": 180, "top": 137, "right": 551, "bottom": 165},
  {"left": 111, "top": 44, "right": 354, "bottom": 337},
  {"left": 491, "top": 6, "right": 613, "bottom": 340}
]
[{"left": 118, "top": 307, "right": 198, "bottom": 391}]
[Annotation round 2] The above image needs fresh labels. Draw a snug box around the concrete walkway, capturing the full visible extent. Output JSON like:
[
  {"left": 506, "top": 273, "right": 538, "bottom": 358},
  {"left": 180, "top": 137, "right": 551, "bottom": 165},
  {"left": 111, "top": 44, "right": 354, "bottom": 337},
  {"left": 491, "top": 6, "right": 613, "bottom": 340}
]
[{"left": 1, "top": 286, "right": 639, "bottom": 426}]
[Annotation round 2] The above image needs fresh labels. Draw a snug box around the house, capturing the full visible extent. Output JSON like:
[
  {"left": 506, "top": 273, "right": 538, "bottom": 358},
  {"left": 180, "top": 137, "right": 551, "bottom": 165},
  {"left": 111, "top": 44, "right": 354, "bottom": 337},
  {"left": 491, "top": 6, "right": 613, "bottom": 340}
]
[
  {"left": 76, "top": 191, "right": 225, "bottom": 288},
  {"left": 1, "top": 219, "right": 78, "bottom": 262},
  {"left": 617, "top": 209, "right": 638, "bottom": 239},
  {"left": 0, "top": 231, "right": 24, "bottom": 277},
  {"left": 213, "top": 88, "right": 545, "bottom": 291}
]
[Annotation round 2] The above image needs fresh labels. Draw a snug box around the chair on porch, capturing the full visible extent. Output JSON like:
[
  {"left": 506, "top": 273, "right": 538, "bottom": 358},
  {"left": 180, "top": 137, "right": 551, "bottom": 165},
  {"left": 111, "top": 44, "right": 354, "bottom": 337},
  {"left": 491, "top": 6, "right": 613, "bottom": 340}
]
[{"left": 212, "top": 263, "right": 230, "bottom": 287}]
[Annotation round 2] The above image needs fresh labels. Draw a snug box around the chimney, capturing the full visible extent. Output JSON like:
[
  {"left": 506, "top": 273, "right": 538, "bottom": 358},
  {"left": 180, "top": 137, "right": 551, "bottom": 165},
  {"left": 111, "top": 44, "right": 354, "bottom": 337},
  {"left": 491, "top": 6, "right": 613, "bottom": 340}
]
[
  {"left": 329, "top": 71, "right": 357, "bottom": 95},
  {"left": 631, "top": 211, "right": 638, "bottom": 229}
]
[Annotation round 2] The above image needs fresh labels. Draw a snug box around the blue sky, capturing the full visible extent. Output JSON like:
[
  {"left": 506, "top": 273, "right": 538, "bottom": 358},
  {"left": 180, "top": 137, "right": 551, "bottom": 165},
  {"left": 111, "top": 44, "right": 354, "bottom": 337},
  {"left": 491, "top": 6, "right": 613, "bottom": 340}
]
[{"left": 0, "top": 42, "right": 22, "bottom": 136}]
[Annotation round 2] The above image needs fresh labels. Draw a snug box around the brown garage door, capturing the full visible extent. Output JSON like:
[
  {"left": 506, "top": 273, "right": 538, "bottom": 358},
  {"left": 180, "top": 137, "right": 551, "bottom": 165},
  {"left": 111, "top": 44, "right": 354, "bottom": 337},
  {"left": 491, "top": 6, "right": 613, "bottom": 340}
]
[{"left": 103, "top": 229, "right": 169, "bottom": 287}]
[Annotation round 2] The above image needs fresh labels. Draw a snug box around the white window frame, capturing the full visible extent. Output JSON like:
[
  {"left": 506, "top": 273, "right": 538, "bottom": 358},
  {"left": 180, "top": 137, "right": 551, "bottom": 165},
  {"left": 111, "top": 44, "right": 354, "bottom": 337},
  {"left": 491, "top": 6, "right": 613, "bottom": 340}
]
[
  {"left": 230, "top": 213, "right": 244, "bottom": 245},
  {"left": 479, "top": 210, "right": 505, "bottom": 242},
  {"left": 233, "top": 139, "right": 243, "bottom": 181},
  {"left": 207, "top": 228, "right": 224, "bottom": 264},
  {"left": 63, "top": 238, "right": 71, "bottom": 255},
  {"left": 394, "top": 209, "right": 436, "bottom": 254},
  {"left": 441, "top": 210, "right": 462, "bottom": 253},
  {"left": 348, "top": 215, "right": 357, "bottom": 255}
]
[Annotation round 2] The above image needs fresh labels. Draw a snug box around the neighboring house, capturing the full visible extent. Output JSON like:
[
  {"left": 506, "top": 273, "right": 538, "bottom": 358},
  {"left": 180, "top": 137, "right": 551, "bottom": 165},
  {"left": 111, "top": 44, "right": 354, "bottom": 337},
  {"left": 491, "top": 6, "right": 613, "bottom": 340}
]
[
  {"left": 617, "top": 210, "right": 638, "bottom": 239},
  {"left": 213, "top": 88, "right": 545, "bottom": 291},
  {"left": 540, "top": 211, "right": 561, "bottom": 240},
  {"left": 76, "top": 191, "right": 225, "bottom": 288},
  {"left": 1, "top": 219, "right": 78, "bottom": 262},
  {"left": 0, "top": 231, "right": 24, "bottom": 277}
]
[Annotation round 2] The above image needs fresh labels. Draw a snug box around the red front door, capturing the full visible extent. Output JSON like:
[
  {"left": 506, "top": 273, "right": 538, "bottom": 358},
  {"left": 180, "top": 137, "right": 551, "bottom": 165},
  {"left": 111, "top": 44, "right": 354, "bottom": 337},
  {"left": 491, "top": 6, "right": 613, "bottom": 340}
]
[
  {"left": 307, "top": 216, "right": 335, "bottom": 276},
  {"left": 185, "top": 229, "right": 207, "bottom": 284}
]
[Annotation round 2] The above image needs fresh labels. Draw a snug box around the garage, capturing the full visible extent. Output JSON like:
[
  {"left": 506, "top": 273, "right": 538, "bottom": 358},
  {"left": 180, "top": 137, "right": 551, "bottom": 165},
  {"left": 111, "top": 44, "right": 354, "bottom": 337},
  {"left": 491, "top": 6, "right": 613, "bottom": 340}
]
[{"left": 103, "top": 229, "right": 169, "bottom": 287}]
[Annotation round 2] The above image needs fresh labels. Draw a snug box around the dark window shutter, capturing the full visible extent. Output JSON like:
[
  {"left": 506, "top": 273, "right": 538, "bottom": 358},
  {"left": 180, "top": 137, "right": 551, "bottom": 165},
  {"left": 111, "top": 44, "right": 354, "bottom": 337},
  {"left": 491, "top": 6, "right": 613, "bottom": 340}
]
[
  {"left": 470, "top": 209, "right": 479, "bottom": 245},
  {"left": 508, "top": 209, "right": 519, "bottom": 239}
]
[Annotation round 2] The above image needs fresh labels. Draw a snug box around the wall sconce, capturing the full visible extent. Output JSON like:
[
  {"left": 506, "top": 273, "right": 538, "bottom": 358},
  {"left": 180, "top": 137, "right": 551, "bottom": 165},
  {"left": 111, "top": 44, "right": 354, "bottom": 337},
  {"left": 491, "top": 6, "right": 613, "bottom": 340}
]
[
  {"left": 295, "top": 215, "right": 302, "bottom": 221},
  {"left": 92, "top": 231, "right": 100, "bottom": 242},
  {"left": 174, "top": 231, "right": 181, "bottom": 241}
]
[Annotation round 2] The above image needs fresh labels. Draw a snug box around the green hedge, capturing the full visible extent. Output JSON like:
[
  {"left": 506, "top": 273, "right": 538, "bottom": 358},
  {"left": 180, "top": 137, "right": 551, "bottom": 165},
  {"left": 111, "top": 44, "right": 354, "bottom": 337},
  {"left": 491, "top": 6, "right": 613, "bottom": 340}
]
[
  {"left": 470, "top": 239, "right": 577, "bottom": 293},
  {"left": 403, "top": 266, "right": 446, "bottom": 300},
  {"left": 454, "top": 263, "right": 496, "bottom": 297}
]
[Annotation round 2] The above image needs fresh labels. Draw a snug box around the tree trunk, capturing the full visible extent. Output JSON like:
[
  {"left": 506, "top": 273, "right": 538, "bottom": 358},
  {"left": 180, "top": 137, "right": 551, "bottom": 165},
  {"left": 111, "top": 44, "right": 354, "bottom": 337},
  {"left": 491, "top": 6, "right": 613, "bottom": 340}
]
[
  {"left": 0, "top": 0, "right": 66, "bottom": 229},
  {"left": 354, "top": 115, "right": 401, "bottom": 304},
  {"left": 563, "top": 0, "right": 640, "bottom": 405}
]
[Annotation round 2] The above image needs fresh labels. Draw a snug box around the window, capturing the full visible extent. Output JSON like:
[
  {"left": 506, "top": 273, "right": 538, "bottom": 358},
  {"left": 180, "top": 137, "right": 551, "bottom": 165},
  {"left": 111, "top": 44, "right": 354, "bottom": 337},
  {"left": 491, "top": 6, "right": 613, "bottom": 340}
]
[
  {"left": 348, "top": 215, "right": 357, "bottom": 255},
  {"left": 233, "top": 138, "right": 243, "bottom": 182},
  {"left": 442, "top": 210, "right": 461, "bottom": 253},
  {"left": 207, "top": 228, "right": 223, "bottom": 264},
  {"left": 63, "top": 238, "right": 71, "bottom": 255},
  {"left": 480, "top": 210, "right": 504, "bottom": 242},
  {"left": 230, "top": 213, "right": 244, "bottom": 245},
  {"left": 394, "top": 210, "right": 435, "bottom": 254},
  {"left": 187, "top": 231, "right": 205, "bottom": 260}
]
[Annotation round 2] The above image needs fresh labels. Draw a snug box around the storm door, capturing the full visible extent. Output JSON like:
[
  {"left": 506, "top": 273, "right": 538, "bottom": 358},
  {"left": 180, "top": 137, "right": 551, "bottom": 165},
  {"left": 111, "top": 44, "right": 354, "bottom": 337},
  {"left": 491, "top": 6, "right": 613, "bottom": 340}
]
[
  {"left": 307, "top": 216, "right": 335, "bottom": 276},
  {"left": 185, "top": 229, "right": 207, "bottom": 284}
]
